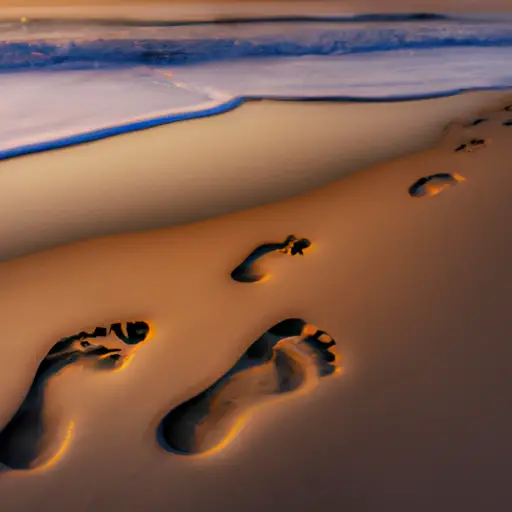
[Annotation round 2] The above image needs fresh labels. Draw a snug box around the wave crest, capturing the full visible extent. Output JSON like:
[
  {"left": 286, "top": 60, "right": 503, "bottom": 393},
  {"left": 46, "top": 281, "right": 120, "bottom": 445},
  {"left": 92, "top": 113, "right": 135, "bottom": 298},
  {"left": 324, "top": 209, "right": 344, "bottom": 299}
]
[{"left": 1, "top": 19, "right": 511, "bottom": 71}]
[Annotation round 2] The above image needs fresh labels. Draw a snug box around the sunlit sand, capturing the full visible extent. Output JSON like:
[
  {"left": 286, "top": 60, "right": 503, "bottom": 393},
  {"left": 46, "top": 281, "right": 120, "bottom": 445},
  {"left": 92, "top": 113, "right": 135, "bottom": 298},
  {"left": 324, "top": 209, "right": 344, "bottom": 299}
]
[
  {"left": 1, "top": 92, "right": 510, "bottom": 260},
  {"left": 0, "top": 321, "right": 152, "bottom": 470},
  {"left": 0, "top": 1, "right": 511, "bottom": 509},
  {"left": 0, "top": 90, "right": 510, "bottom": 511}
]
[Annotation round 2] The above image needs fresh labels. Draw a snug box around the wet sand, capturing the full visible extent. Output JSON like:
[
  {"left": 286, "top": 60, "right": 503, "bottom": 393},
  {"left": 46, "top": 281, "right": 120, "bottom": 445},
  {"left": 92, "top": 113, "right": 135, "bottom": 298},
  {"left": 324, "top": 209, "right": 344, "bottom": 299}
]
[
  {"left": 1, "top": 91, "right": 509, "bottom": 260},
  {"left": 0, "top": 94, "right": 510, "bottom": 511}
]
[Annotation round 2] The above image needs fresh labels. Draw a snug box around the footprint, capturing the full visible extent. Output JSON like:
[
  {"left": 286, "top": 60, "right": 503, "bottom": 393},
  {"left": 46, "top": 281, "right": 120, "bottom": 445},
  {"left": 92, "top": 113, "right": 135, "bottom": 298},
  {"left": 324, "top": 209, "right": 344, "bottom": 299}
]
[
  {"left": 157, "top": 318, "right": 340, "bottom": 456},
  {"left": 464, "top": 118, "right": 488, "bottom": 127},
  {"left": 0, "top": 321, "right": 152, "bottom": 471},
  {"left": 441, "top": 97, "right": 512, "bottom": 154},
  {"left": 454, "top": 138, "right": 488, "bottom": 153},
  {"left": 230, "top": 235, "right": 312, "bottom": 283},
  {"left": 409, "top": 173, "right": 466, "bottom": 199},
  {"left": 438, "top": 100, "right": 512, "bottom": 179}
]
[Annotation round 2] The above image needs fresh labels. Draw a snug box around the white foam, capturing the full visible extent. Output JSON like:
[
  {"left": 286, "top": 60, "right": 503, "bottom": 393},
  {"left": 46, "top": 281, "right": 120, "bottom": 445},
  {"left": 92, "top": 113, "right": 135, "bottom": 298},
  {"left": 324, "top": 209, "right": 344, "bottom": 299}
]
[
  {"left": 1, "top": 45, "right": 511, "bottom": 157},
  {"left": 0, "top": 68, "right": 212, "bottom": 152}
]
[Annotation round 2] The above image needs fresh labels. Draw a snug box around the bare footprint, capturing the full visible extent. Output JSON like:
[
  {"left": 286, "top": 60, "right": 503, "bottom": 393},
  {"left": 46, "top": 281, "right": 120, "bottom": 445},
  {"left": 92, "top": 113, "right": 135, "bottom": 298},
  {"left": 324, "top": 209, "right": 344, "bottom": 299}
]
[
  {"left": 408, "top": 104, "right": 512, "bottom": 199},
  {"left": 0, "top": 321, "right": 152, "bottom": 471},
  {"left": 157, "top": 318, "right": 340, "bottom": 456},
  {"left": 442, "top": 98, "right": 512, "bottom": 152},
  {"left": 230, "top": 235, "right": 312, "bottom": 283},
  {"left": 454, "top": 138, "right": 488, "bottom": 153},
  {"left": 409, "top": 98, "right": 512, "bottom": 201},
  {"left": 408, "top": 172, "right": 466, "bottom": 199},
  {"left": 464, "top": 117, "right": 488, "bottom": 127}
]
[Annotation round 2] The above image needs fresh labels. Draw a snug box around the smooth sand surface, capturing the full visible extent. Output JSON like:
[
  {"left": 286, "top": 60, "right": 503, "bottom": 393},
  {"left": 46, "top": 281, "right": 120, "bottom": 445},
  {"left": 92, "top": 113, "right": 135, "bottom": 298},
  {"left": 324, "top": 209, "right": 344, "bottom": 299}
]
[
  {"left": 1, "top": 91, "right": 510, "bottom": 260},
  {"left": 0, "top": 95, "right": 510, "bottom": 511}
]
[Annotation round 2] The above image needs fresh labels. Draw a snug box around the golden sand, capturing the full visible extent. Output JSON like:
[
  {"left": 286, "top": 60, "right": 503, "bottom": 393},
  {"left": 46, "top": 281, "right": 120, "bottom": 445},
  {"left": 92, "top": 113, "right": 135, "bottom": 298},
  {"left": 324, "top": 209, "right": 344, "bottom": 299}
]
[
  {"left": 0, "top": 91, "right": 510, "bottom": 510},
  {"left": 1, "top": 91, "right": 509, "bottom": 260}
]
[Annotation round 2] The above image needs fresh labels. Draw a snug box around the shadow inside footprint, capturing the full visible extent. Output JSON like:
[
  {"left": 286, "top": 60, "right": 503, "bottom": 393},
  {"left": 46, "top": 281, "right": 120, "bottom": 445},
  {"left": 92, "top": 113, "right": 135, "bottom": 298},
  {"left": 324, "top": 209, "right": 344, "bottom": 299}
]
[
  {"left": 409, "top": 173, "right": 465, "bottom": 199},
  {"left": 503, "top": 120, "right": 512, "bottom": 126},
  {"left": 0, "top": 321, "right": 151, "bottom": 471},
  {"left": 465, "top": 118, "right": 488, "bottom": 127},
  {"left": 157, "top": 318, "right": 340, "bottom": 456},
  {"left": 230, "top": 235, "right": 312, "bottom": 283},
  {"left": 454, "top": 138, "right": 487, "bottom": 153}
]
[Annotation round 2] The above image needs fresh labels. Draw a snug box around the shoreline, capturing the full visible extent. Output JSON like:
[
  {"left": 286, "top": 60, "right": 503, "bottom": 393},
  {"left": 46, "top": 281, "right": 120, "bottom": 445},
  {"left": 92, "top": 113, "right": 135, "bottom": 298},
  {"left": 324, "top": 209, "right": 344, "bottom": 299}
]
[
  {"left": 1, "top": 89, "right": 510, "bottom": 260},
  {"left": 2, "top": 88, "right": 511, "bottom": 163}
]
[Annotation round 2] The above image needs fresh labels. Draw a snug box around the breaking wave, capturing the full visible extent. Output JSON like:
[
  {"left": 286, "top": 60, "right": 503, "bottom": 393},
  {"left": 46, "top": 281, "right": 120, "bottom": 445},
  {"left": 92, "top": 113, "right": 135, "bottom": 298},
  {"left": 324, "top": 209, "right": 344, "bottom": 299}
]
[{"left": 1, "top": 17, "right": 511, "bottom": 71}]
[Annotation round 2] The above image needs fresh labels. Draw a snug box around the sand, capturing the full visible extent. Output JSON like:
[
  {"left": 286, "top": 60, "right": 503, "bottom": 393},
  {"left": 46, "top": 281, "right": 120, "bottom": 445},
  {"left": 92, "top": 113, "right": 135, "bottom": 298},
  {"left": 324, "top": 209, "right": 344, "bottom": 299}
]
[
  {"left": 1, "top": 91, "right": 510, "bottom": 260},
  {"left": 0, "top": 92, "right": 510, "bottom": 511}
]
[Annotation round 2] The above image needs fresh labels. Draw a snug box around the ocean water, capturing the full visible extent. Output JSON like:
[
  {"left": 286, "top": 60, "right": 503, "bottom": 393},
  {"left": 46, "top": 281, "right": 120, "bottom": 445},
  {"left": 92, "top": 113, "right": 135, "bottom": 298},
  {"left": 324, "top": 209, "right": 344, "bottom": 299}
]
[{"left": 1, "top": 14, "right": 511, "bottom": 159}]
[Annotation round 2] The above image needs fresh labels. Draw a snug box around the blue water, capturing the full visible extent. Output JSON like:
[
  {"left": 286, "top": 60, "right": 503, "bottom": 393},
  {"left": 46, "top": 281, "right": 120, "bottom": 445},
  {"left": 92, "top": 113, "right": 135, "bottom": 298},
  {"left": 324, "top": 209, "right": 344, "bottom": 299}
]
[
  {"left": 2, "top": 16, "right": 512, "bottom": 71},
  {"left": 0, "top": 15, "right": 511, "bottom": 160}
]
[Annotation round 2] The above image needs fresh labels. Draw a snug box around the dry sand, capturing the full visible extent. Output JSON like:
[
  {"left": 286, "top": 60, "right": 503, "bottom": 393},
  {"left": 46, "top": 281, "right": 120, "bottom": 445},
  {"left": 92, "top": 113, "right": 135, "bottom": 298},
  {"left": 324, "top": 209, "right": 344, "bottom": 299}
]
[
  {"left": 0, "top": 93, "right": 510, "bottom": 511},
  {"left": 1, "top": 91, "right": 510, "bottom": 260}
]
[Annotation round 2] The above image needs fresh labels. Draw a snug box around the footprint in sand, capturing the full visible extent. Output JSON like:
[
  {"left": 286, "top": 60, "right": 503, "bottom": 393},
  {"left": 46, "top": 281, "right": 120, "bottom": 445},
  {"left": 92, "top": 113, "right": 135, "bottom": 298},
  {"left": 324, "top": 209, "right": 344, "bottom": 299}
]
[
  {"left": 0, "top": 321, "right": 152, "bottom": 471},
  {"left": 454, "top": 138, "right": 488, "bottom": 153},
  {"left": 442, "top": 99, "right": 512, "bottom": 151},
  {"left": 230, "top": 235, "right": 312, "bottom": 283},
  {"left": 411, "top": 99, "right": 512, "bottom": 199},
  {"left": 157, "top": 318, "right": 341, "bottom": 456},
  {"left": 409, "top": 172, "right": 466, "bottom": 199},
  {"left": 464, "top": 117, "right": 488, "bottom": 127}
]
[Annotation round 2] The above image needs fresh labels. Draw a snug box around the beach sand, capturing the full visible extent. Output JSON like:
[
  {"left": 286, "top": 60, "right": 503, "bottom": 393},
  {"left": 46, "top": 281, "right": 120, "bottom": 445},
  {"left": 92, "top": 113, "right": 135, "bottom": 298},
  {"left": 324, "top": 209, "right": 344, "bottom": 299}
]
[
  {"left": 1, "top": 91, "right": 510, "bottom": 260},
  {"left": 0, "top": 92, "right": 510, "bottom": 511}
]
